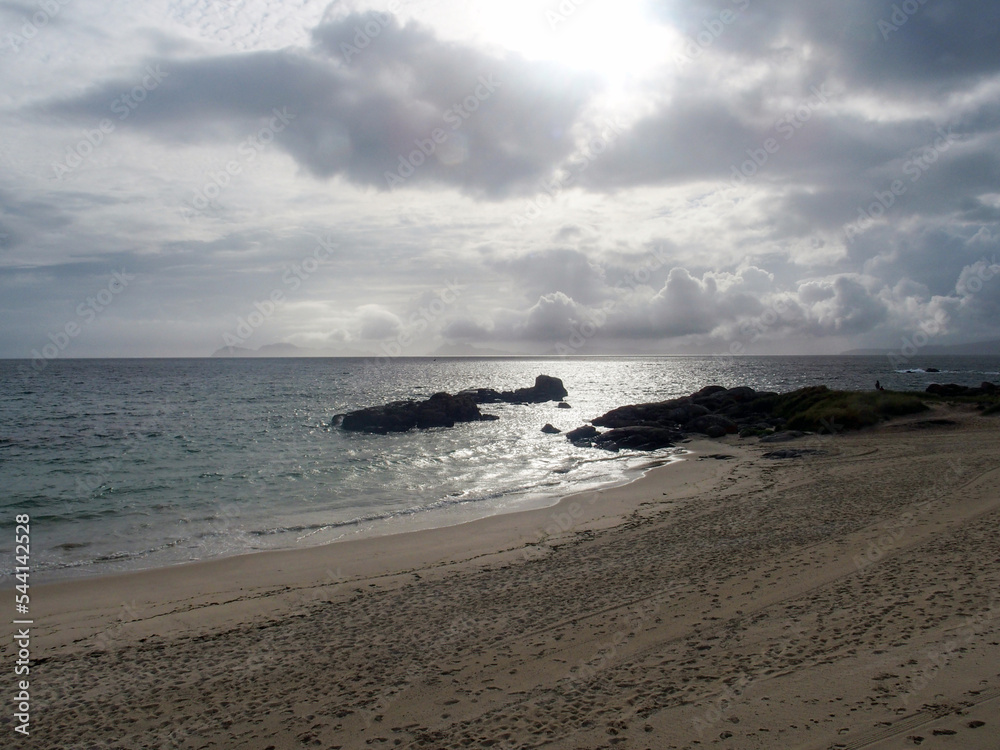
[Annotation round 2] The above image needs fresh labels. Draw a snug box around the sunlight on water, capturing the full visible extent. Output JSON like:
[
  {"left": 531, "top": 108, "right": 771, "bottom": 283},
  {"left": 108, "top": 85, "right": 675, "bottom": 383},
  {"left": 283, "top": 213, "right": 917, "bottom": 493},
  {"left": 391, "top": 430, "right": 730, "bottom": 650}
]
[{"left": 1, "top": 355, "right": 998, "bottom": 581}]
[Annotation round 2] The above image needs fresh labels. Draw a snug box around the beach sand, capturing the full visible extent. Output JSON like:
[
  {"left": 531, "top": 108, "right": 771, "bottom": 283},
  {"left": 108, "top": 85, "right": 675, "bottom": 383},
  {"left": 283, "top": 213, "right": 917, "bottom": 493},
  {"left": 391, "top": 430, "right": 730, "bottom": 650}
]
[{"left": 4, "top": 404, "right": 999, "bottom": 749}]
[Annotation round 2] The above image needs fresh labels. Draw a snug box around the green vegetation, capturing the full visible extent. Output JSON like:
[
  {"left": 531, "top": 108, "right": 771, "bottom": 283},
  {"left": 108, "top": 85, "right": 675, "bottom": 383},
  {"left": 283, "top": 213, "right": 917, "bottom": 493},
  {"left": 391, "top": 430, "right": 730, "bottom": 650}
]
[{"left": 753, "top": 386, "right": 929, "bottom": 431}]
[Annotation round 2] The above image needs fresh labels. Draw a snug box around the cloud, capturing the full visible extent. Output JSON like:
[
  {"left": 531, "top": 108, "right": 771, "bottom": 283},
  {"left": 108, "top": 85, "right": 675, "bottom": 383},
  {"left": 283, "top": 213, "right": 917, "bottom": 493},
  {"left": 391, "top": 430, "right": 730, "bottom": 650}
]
[
  {"left": 34, "top": 12, "right": 593, "bottom": 199},
  {"left": 664, "top": 1, "right": 1000, "bottom": 96},
  {"left": 488, "top": 248, "right": 608, "bottom": 304},
  {"left": 357, "top": 304, "right": 403, "bottom": 339},
  {"left": 3, "top": 0, "right": 1000, "bottom": 356}
]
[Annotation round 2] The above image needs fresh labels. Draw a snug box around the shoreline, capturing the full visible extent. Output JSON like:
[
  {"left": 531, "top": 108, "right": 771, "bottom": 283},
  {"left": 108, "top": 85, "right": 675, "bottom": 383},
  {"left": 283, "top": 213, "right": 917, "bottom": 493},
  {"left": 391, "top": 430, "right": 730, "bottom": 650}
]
[
  {"left": 15, "top": 443, "right": 688, "bottom": 587},
  {"left": 25, "top": 439, "right": 731, "bottom": 656},
  {"left": 8, "top": 405, "right": 1000, "bottom": 749}
]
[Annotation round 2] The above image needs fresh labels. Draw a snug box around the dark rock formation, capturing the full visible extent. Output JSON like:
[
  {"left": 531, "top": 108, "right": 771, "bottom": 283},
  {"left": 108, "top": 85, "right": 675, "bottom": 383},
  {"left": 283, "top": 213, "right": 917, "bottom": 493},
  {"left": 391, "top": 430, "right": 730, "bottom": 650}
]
[
  {"left": 541, "top": 423, "right": 561, "bottom": 434},
  {"left": 565, "top": 425, "right": 599, "bottom": 445},
  {"left": 338, "top": 375, "right": 568, "bottom": 434},
  {"left": 339, "top": 392, "right": 498, "bottom": 434},
  {"left": 688, "top": 414, "right": 738, "bottom": 437},
  {"left": 926, "top": 382, "right": 998, "bottom": 397},
  {"left": 592, "top": 425, "right": 682, "bottom": 451},
  {"left": 591, "top": 386, "right": 778, "bottom": 434},
  {"left": 557, "top": 402, "right": 571, "bottom": 409},
  {"left": 571, "top": 385, "right": 787, "bottom": 451},
  {"left": 460, "top": 375, "right": 568, "bottom": 405}
]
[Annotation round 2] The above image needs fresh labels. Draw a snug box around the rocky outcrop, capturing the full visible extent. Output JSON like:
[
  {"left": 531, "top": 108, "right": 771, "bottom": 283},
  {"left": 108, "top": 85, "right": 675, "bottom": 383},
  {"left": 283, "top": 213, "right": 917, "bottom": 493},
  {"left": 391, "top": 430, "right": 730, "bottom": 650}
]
[
  {"left": 926, "top": 382, "right": 998, "bottom": 397},
  {"left": 541, "top": 424, "right": 561, "bottom": 434},
  {"left": 592, "top": 426, "right": 683, "bottom": 452},
  {"left": 569, "top": 385, "right": 790, "bottom": 451},
  {"left": 459, "top": 375, "right": 568, "bottom": 405},
  {"left": 565, "top": 425, "right": 599, "bottom": 445},
  {"left": 336, "top": 375, "right": 568, "bottom": 434},
  {"left": 337, "top": 392, "right": 498, "bottom": 434}
]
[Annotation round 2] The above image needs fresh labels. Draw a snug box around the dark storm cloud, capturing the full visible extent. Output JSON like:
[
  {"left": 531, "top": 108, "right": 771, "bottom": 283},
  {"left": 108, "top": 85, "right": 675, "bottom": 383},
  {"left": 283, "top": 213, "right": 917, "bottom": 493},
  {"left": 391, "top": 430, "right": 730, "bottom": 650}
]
[
  {"left": 576, "top": 1, "right": 1000, "bottom": 210},
  {"left": 35, "top": 13, "right": 593, "bottom": 199},
  {"left": 0, "top": 188, "right": 75, "bottom": 261},
  {"left": 663, "top": 0, "right": 1000, "bottom": 95}
]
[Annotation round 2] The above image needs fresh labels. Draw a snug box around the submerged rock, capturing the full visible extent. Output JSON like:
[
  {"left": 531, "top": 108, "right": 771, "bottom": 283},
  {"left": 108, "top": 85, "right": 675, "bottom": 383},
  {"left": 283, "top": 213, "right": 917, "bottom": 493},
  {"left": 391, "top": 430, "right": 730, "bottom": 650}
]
[{"left": 339, "top": 392, "right": 498, "bottom": 434}]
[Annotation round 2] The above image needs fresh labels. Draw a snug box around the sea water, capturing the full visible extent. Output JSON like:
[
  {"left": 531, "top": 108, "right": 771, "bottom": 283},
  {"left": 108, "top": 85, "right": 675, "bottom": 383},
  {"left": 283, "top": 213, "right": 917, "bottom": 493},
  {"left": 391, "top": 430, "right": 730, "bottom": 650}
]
[{"left": 1, "top": 355, "right": 997, "bottom": 581}]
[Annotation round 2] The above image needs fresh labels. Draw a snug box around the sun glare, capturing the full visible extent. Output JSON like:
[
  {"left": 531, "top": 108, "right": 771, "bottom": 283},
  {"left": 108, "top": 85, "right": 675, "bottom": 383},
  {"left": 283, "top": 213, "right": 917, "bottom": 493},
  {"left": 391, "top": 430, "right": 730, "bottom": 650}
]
[{"left": 468, "top": 0, "right": 675, "bottom": 87}]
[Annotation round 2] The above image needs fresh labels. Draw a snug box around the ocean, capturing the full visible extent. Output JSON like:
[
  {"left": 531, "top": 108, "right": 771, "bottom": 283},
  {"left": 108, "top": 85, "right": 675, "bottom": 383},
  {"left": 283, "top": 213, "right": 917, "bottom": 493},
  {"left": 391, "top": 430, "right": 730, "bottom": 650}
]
[{"left": 2, "top": 355, "right": 998, "bottom": 582}]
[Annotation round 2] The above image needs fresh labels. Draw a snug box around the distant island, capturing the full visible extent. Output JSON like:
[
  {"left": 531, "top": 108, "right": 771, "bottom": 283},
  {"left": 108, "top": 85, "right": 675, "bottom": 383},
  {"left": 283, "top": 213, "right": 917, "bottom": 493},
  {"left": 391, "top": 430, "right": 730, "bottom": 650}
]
[{"left": 842, "top": 338, "right": 1000, "bottom": 356}]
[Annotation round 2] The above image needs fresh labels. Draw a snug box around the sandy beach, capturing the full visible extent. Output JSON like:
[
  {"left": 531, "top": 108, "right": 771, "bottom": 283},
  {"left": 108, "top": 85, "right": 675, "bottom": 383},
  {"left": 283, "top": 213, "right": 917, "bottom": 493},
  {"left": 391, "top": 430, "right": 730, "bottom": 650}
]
[{"left": 5, "top": 403, "right": 999, "bottom": 750}]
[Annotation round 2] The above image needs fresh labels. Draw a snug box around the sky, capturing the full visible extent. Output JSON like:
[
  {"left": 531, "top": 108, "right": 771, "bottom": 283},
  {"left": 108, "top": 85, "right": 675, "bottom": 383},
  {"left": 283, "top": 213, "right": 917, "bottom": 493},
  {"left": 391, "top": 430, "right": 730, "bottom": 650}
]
[{"left": 2, "top": 0, "right": 1000, "bottom": 359}]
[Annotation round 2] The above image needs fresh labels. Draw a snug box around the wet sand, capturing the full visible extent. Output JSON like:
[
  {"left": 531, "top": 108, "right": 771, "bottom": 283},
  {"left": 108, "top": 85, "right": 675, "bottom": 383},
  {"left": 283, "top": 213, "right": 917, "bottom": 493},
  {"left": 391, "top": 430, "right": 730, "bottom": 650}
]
[{"left": 4, "top": 404, "right": 999, "bottom": 749}]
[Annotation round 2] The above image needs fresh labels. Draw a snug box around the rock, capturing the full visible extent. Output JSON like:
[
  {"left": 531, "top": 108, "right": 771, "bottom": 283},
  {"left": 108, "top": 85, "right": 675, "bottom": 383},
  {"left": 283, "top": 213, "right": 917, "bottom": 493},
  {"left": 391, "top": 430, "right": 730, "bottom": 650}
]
[
  {"left": 460, "top": 375, "right": 568, "bottom": 404},
  {"left": 926, "top": 383, "right": 972, "bottom": 397},
  {"left": 458, "top": 387, "right": 505, "bottom": 403},
  {"left": 504, "top": 374, "right": 567, "bottom": 403},
  {"left": 693, "top": 385, "right": 727, "bottom": 398},
  {"left": 759, "top": 430, "right": 807, "bottom": 443},
  {"left": 668, "top": 404, "right": 711, "bottom": 424},
  {"left": 688, "top": 414, "right": 738, "bottom": 436},
  {"left": 724, "top": 386, "right": 758, "bottom": 402},
  {"left": 591, "top": 425, "right": 681, "bottom": 451},
  {"left": 565, "top": 425, "right": 599, "bottom": 445},
  {"left": 925, "top": 367, "right": 940, "bottom": 373},
  {"left": 557, "top": 402, "right": 571, "bottom": 409},
  {"left": 340, "top": 392, "right": 498, "bottom": 433},
  {"left": 541, "top": 423, "right": 561, "bottom": 434},
  {"left": 926, "top": 382, "right": 999, "bottom": 397},
  {"left": 591, "top": 397, "right": 691, "bottom": 428}
]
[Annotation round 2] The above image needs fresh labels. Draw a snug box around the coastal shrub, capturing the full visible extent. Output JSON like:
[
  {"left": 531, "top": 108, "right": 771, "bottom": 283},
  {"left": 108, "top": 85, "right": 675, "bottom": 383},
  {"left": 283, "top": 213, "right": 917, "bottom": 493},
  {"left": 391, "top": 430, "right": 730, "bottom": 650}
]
[{"left": 753, "top": 387, "right": 928, "bottom": 432}]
